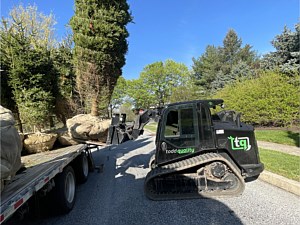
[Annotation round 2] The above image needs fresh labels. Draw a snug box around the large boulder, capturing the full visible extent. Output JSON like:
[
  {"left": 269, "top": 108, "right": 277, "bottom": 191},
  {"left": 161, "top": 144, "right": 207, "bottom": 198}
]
[
  {"left": 0, "top": 106, "right": 22, "bottom": 192},
  {"left": 24, "top": 133, "right": 57, "bottom": 154},
  {"left": 67, "top": 114, "right": 110, "bottom": 142},
  {"left": 58, "top": 135, "right": 80, "bottom": 146},
  {"left": 53, "top": 128, "right": 80, "bottom": 147}
]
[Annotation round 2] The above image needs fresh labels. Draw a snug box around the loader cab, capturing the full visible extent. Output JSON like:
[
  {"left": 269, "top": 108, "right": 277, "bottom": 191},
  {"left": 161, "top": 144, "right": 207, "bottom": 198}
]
[{"left": 155, "top": 100, "right": 219, "bottom": 165}]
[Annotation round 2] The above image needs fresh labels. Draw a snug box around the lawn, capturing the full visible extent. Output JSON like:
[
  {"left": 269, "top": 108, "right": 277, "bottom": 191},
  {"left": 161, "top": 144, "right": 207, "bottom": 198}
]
[
  {"left": 259, "top": 148, "right": 300, "bottom": 181},
  {"left": 255, "top": 130, "right": 299, "bottom": 147}
]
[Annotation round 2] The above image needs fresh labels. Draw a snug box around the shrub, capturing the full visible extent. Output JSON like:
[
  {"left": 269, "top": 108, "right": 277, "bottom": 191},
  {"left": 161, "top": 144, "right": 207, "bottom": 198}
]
[{"left": 214, "top": 71, "right": 299, "bottom": 126}]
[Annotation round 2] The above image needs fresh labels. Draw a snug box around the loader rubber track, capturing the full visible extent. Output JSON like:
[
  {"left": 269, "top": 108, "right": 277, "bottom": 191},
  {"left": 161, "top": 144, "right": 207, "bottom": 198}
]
[{"left": 144, "top": 153, "right": 245, "bottom": 200}]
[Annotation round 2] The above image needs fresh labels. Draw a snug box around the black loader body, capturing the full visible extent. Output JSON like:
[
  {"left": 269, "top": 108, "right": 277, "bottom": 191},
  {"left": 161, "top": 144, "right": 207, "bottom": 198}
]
[{"left": 144, "top": 99, "right": 264, "bottom": 200}]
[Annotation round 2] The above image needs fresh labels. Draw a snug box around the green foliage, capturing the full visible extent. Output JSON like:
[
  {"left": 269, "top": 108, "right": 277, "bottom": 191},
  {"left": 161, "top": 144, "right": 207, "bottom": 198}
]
[
  {"left": 51, "top": 34, "right": 82, "bottom": 124},
  {"left": 192, "top": 29, "right": 258, "bottom": 94},
  {"left": 127, "top": 60, "right": 190, "bottom": 108},
  {"left": 0, "top": 59, "right": 16, "bottom": 110},
  {"left": 169, "top": 77, "right": 205, "bottom": 103},
  {"left": 70, "top": 0, "right": 132, "bottom": 116},
  {"left": 222, "top": 29, "right": 242, "bottom": 72},
  {"left": 126, "top": 79, "right": 156, "bottom": 109},
  {"left": 1, "top": 5, "right": 57, "bottom": 130},
  {"left": 17, "top": 88, "right": 54, "bottom": 129},
  {"left": 211, "top": 61, "right": 255, "bottom": 92},
  {"left": 214, "top": 71, "right": 299, "bottom": 126},
  {"left": 9, "top": 46, "right": 56, "bottom": 129},
  {"left": 111, "top": 76, "right": 128, "bottom": 109},
  {"left": 261, "top": 24, "right": 300, "bottom": 76},
  {"left": 52, "top": 34, "right": 76, "bottom": 99},
  {"left": 192, "top": 45, "right": 222, "bottom": 90}
]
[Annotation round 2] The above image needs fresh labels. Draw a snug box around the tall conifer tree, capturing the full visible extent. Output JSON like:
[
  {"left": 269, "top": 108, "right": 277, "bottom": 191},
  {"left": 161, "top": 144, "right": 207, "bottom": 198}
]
[{"left": 70, "top": 0, "right": 132, "bottom": 116}]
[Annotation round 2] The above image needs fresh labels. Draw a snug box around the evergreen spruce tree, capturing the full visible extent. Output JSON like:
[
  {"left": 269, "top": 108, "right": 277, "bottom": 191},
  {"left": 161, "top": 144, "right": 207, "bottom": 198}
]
[
  {"left": 70, "top": 0, "right": 132, "bottom": 116},
  {"left": 261, "top": 24, "right": 300, "bottom": 76}
]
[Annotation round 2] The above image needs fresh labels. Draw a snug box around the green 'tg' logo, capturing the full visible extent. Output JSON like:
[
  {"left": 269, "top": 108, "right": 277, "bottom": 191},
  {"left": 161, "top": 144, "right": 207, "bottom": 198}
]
[{"left": 228, "top": 136, "right": 251, "bottom": 151}]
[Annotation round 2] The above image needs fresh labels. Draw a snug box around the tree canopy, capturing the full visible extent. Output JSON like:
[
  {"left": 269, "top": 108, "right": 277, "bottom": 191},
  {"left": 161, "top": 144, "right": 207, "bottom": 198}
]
[{"left": 126, "top": 60, "right": 190, "bottom": 108}]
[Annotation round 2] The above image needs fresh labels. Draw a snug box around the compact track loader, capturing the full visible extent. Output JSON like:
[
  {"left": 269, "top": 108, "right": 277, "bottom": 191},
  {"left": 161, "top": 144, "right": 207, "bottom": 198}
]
[{"left": 144, "top": 99, "right": 264, "bottom": 200}]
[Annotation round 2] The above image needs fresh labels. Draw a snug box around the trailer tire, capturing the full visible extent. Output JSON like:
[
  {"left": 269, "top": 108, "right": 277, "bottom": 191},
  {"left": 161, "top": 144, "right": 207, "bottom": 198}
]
[
  {"left": 53, "top": 166, "right": 76, "bottom": 214},
  {"left": 74, "top": 152, "right": 89, "bottom": 183}
]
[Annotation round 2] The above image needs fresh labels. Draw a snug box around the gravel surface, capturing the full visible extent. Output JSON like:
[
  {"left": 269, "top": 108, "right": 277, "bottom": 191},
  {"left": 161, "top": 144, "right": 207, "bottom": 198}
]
[{"left": 15, "top": 134, "right": 300, "bottom": 225}]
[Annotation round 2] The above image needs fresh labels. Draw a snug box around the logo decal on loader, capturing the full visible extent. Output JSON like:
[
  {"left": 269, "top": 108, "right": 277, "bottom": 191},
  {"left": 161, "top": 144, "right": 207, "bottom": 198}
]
[
  {"left": 228, "top": 136, "right": 251, "bottom": 151},
  {"left": 161, "top": 142, "right": 195, "bottom": 154}
]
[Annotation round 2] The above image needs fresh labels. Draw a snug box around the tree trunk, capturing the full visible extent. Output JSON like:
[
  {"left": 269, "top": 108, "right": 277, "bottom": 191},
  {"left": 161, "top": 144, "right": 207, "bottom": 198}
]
[
  {"left": 91, "top": 97, "right": 99, "bottom": 116},
  {"left": 49, "top": 115, "right": 55, "bottom": 129},
  {"left": 15, "top": 110, "right": 23, "bottom": 133}
]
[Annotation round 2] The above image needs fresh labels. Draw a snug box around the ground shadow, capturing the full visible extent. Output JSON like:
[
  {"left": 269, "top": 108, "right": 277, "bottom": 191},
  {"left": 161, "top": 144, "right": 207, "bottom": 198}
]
[{"left": 287, "top": 131, "right": 299, "bottom": 147}]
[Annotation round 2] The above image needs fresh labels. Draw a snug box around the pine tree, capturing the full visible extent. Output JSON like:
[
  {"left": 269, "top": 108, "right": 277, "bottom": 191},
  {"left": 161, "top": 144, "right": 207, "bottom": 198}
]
[
  {"left": 222, "top": 29, "right": 242, "bottom": 73},
  {"left": 70, "top": 0, "right": 132, "bottom": 116},
  {"left": 192, "top": 29, "right": 257, "bottom": 93},
  {"left": 192, "top": 45, "right": 222, "bottom": 90}
]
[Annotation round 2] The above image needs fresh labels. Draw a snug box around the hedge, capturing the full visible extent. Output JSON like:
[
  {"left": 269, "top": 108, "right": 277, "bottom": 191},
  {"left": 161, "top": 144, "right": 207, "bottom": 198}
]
[{"left": 214, "top": 71, "right": 299, "bottom": 126}]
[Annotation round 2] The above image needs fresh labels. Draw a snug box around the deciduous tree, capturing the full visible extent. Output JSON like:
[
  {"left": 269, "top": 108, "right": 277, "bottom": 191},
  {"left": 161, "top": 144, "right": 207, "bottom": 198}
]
[{"left": 138, "top": 60, "right": 189, "bottom": 107}]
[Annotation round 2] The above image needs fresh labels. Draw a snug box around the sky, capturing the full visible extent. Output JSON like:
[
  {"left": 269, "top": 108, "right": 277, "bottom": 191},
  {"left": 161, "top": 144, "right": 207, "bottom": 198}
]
[{"left": 1, "top": 0, "right": 299, "bottom": 80}]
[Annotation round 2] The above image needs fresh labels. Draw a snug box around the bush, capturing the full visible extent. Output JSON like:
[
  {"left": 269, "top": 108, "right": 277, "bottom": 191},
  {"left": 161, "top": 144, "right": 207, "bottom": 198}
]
[{"left": 214, "top": 71, "right": 299, "bottom": 126}]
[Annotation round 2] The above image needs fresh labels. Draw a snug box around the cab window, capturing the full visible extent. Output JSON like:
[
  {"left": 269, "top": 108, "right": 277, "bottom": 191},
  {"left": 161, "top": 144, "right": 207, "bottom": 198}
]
[{"left": 163, "top": 107, "right": 195, "bottom": 147}]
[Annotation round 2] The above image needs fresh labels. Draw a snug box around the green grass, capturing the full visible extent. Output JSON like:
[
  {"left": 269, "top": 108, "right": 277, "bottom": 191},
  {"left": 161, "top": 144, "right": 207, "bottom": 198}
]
[
  {"left": 144, "top": 123, "right": 158, "bottom": 133},
  {"left": 255, "top": 130, "right": 299, "bottom": 147},
  {"left": 259, "top": 148, "right": 300, "bottom": 181}
]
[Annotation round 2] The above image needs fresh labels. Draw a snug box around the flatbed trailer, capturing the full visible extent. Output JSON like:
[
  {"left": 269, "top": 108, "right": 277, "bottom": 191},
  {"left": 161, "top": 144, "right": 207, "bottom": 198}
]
[{"left": 0, "top": 144, "right": 94, "bottom": 224}]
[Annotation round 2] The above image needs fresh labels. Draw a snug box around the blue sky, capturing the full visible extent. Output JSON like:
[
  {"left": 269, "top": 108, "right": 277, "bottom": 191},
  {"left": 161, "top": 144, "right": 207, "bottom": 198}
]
[{"left": 1, "top": 0, "right": 298, "bottom": 79}]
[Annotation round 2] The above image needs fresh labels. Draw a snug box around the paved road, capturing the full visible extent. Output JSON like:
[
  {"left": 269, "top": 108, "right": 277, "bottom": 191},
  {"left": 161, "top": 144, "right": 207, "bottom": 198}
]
[{"left": 17, "top": 134, "right": 300, "bottom": 225}]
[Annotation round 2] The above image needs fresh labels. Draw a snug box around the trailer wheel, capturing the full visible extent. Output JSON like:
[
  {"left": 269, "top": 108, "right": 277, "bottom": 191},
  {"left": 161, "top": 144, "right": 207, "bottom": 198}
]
[
  {"left": 74, "top": 152, "right": 89, "bottom": 183},
  {"left": 53, "top": 166, "right": 76, "bottom": 214}
]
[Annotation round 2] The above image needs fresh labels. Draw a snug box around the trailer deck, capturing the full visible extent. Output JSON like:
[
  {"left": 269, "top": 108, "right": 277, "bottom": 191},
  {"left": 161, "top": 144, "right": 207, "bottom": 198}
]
[{"left": 0, "top": 144, "right": 87, "bottom": 224}]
